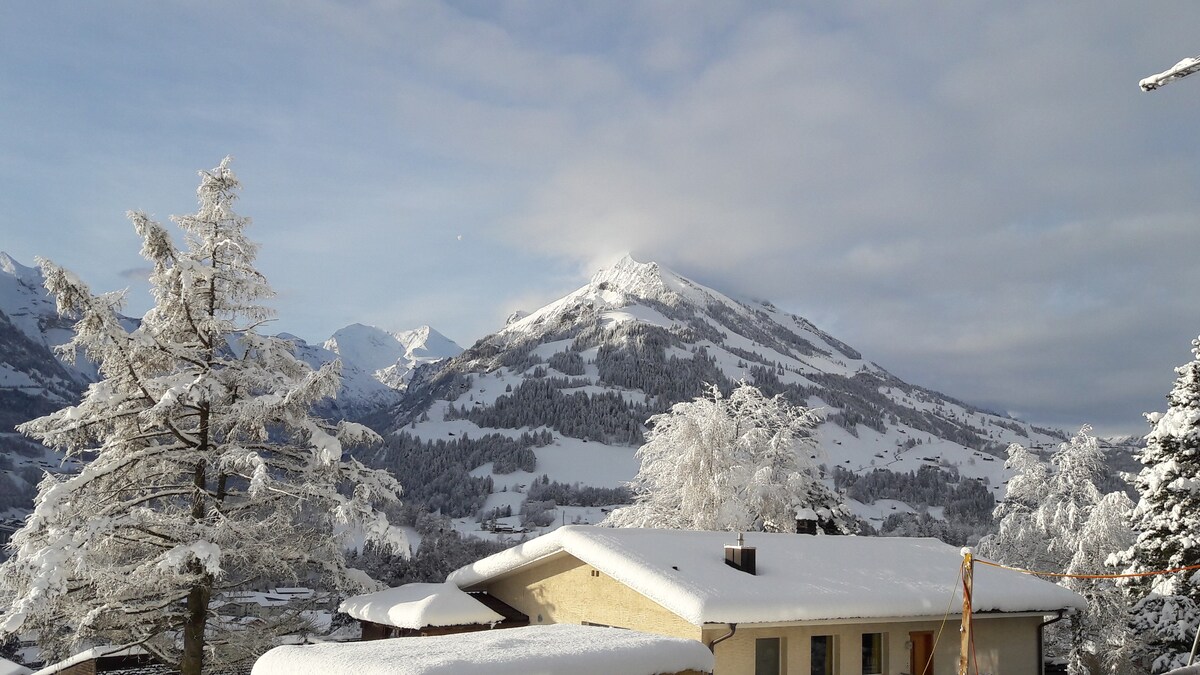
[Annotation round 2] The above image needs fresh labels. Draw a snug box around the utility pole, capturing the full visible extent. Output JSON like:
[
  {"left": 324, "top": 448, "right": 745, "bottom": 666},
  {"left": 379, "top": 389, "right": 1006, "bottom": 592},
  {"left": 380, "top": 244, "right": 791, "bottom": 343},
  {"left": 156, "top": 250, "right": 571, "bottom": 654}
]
[{"left": 959, "top": 548, "right": 974, "bottom": 675}]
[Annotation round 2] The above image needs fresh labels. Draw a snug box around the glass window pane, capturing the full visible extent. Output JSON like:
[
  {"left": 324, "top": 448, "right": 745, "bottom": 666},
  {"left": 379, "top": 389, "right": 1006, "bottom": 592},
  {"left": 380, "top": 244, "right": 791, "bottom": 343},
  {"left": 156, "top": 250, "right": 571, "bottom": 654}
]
[
  {"left": 756, "top": 637, "right": 781, "bottom": 675},
  {"left": 811, "top": 635, "right": 834, "bottom": 675},
  {"left": 862, "top": 632, "right": 885, "bottom": 674}
]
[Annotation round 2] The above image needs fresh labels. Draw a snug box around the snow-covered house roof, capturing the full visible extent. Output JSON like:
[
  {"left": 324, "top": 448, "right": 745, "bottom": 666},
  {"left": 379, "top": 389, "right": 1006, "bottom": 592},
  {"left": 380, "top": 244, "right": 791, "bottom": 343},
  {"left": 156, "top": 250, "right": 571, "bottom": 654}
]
[
  {"left": 251, "top": 623, "right": 714, "bottom": 675},
  {"left": 337, "top": 581, "right": 503, "bottom": 630},
  {"left": 448, "top": 526, "right": 1086, "bottom": 625},
  {"left": 30, "top": 646, "right": 149, "bottom": 675}
]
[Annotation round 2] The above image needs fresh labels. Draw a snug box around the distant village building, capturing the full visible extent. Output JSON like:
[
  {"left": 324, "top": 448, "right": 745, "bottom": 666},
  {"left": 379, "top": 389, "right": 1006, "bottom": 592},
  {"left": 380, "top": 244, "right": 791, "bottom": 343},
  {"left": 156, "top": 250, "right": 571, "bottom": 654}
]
[{"left": 447, "top": 526, "right": 1087, "bottom": 675}]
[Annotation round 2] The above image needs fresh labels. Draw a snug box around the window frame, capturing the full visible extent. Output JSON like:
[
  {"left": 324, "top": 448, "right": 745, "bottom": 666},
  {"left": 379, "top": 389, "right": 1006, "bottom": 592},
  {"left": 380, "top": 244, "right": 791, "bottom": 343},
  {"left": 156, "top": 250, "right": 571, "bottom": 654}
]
[
  {"left": 755, "top": 636, "right": 782, "bottom": 675},
  {"left": 810, "top": 634, "right": 836, "bottom": 675},
  {"left": 861, "top": 631, "right": 887, "bottom": 675}
]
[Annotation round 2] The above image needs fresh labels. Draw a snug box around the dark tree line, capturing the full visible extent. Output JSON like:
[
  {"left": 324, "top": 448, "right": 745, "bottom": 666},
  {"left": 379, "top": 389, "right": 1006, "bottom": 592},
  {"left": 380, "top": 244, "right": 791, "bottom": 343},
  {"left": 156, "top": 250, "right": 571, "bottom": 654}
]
[
  {"left": 363, "top": 431, "right": 547, "bottom": 517},
  {"left": 832, "top": 464, "right": 997, "bottom": 545},
  {"left": 526, "top": 474, "right": 631, "bottom": 507},
  {"left": 461, "top": 378, "right": 646, "bottom": 445}
]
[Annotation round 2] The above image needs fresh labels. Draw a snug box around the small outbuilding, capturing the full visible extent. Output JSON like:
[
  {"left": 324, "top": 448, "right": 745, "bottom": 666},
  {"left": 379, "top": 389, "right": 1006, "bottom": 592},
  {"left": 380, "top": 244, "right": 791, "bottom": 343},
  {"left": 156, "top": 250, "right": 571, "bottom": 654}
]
[
  {"left": 252, "top": 623, "right": 714, "bottom": 675},
  {"left": 338, "top": 581, "right": 523, "bottom": 639}
]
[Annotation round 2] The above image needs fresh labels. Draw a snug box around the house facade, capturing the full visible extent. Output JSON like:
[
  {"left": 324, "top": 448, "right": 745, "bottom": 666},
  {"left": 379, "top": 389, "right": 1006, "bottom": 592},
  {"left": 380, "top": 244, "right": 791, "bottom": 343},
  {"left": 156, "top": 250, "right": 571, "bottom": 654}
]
[{"left": 449, "top": 526, "right": 1085, "bottom": 675}]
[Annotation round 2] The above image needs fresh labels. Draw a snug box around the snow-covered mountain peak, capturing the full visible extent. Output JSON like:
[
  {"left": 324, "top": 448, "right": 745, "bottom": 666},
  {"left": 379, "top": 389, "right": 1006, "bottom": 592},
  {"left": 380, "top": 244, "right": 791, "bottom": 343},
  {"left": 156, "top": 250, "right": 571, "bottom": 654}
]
[
  {"left": 385, "top": 252, "right": 1073, "bottom": 542},
  {"left": 588, "top": 255, "right": 670, "bottom": 300},
  {"left": 324, "top": 323, "right": 409, "bottom": 373},
  {"left": 394, "top": 325, "right": 462, "bottom": 361},
  {"left": 324, "top": 323, "right": 462, "bottom": 371},
  {"left": 0, "top": 252, "right": 62, "bottom": 346},
  {"left": 317, "top": 322, "right": 463, "bottom": 396},
  {"left": 0, "top": 252, "right": 44, "bottom": 288},
  {"left": 501, "top": 256, "right": 749, "bottom": 340}
]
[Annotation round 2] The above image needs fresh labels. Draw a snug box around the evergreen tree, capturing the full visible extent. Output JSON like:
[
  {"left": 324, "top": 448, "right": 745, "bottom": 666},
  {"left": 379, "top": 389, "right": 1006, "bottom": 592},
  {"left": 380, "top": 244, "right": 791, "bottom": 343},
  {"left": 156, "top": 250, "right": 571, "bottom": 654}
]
[
  {"left": 0, "top": 159, "right": 404, "bottom": 675},
  {"left": 603, "top": 382, "right": 849, "bottom": 533},
  {"left": 1118, "top": 337, "right": 1200, "bottom": 672}
]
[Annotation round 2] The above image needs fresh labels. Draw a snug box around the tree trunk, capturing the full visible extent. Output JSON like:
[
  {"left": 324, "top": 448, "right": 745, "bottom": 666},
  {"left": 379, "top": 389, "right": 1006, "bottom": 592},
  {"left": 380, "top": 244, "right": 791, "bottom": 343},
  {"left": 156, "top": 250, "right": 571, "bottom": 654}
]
[{"left": 181, "top": 577, "right": 211, "bottom": 675}]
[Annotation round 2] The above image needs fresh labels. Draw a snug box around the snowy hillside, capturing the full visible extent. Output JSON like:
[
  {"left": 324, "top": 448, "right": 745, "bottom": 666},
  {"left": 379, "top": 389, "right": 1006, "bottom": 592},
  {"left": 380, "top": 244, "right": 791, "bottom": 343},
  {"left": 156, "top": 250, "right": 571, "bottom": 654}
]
[{"left": 371, "top": 255, "right": 1075, "bottom": 540}]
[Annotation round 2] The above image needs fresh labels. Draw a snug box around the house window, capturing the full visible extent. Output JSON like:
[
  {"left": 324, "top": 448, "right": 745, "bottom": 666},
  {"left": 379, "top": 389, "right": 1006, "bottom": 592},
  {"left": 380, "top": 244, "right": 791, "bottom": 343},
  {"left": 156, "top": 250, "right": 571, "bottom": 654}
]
[
  {"left": 811, "top": 635, "right": 835, "bottom": 675},
  {"left": 861, "top": 632, "right": 886, "bottom": 674},
  {"left": 755, "top": 637, "right": 781, "bottom": 675}
]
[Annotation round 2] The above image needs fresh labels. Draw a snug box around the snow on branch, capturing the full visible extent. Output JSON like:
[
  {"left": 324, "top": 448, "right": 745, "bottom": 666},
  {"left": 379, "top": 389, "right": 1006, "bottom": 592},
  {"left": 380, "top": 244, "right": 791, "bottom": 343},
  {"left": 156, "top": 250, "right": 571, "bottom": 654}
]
[{"left": 1141, "top": 55, "right": 1200, "bottom": 91}]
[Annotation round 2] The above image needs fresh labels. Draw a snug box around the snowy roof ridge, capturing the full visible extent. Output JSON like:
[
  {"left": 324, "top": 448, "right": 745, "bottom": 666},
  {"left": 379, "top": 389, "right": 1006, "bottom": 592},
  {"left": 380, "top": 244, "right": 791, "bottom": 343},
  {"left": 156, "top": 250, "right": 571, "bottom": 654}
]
[
  {"left": 337, "top": 581, "right": 503, "bottom": 629},
  {"left": 448, "top": 526, "right": 1086, "bottom": 625}
]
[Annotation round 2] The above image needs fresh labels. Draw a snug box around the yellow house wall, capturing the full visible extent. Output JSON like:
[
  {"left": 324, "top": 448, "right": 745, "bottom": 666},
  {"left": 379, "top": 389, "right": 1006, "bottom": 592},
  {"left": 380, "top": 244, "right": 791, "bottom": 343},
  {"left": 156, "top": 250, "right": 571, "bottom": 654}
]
[
  {"left": 700, "top": 615, "right": 1043, "bottom": 675},
  {"left": 472, "top": 553, "right": 702, "bottom": 640},
  {"left": 468, "top": 554, "right": 1045, "bottom": 675}
]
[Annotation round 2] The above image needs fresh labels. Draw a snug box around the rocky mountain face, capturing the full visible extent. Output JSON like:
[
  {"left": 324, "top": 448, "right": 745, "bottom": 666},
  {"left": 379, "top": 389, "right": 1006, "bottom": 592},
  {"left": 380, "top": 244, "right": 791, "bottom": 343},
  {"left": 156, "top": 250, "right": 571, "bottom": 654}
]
[
  {"left": 0, "top": 253, "right": 93, "bottom": 519},
  {"left": 370, "top": 256, "right": 1076, "bottom": 540}
]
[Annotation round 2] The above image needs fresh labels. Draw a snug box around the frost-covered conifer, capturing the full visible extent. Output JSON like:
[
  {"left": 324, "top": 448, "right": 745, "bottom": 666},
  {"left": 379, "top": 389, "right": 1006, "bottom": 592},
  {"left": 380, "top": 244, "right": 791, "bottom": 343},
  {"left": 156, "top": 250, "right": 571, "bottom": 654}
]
[
  {"left": 0, "top": 159, "right": 404, "bottom": 675},
  {"left": 1117, "top": 337, "right": 1200, "bottom": 672},
  {"left": 979, "top": 427, "right": 1135, "bottom": 674},
  {"left": 603, "top": 383, "right": 849, "bottom": 533}
]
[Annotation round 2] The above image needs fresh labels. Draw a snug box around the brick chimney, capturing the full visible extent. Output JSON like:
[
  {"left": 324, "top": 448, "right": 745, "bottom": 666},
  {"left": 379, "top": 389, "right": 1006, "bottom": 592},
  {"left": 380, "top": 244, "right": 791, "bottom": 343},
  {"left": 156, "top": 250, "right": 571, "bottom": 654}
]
[{"left": 724, "top": 533, "right": 756, "bottom": 575}]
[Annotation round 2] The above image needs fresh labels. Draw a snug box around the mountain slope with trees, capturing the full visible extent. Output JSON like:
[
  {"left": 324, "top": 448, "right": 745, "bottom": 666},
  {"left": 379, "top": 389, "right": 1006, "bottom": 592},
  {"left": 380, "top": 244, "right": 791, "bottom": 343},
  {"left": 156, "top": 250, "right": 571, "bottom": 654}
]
[{"left": 372, "top": 255, "right": 1072, "bottom": 538}]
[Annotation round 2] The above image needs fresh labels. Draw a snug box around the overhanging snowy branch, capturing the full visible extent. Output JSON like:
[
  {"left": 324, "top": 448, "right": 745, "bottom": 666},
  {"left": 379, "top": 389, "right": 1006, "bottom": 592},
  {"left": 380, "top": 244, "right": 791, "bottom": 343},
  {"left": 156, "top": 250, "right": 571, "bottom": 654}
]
[{"left": 1141, "top": 55, "right": 1200, "bottom": 91}]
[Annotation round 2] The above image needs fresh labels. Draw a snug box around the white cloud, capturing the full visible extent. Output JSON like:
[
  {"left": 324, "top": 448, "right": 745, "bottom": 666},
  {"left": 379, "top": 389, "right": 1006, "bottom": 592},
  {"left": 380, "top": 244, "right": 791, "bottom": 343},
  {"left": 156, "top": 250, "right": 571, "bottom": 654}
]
[{"left": 6, "top": 1, "right": 1200, "bottom": 434}]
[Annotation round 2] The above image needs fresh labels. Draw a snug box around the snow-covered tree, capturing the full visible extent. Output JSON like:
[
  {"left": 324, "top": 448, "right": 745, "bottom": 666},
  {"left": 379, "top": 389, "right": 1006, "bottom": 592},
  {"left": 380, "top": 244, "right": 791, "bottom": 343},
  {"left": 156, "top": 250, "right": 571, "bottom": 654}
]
[
  {"left": 1117, "top": 337, "right": 1200, "bottom": 672},
  {"left": 979, "top": 427, "right": 1136, "bottom": 674},
  {"left": 981, "top": 442, "right": 1056, "bottom": 571},
  {"left": 0, "top": 159, "right": 405, "bottom": 675},
  {"left": 603, "top": 382, "right": 849, "bottom": 533}
]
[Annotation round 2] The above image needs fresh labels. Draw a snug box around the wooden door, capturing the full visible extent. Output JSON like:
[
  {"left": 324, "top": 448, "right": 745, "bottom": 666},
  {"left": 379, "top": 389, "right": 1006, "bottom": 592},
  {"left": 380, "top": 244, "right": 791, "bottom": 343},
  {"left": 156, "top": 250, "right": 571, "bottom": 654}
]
[{"left": 910, "top": 631, "right": 935, "bottom": 675}]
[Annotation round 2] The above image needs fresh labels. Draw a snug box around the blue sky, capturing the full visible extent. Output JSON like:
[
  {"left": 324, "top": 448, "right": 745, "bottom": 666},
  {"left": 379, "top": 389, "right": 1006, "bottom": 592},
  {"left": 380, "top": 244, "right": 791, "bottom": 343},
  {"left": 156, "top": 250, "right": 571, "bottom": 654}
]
[{"left": 3, "top": 2, "right": 1200, "bottom": 436}]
